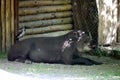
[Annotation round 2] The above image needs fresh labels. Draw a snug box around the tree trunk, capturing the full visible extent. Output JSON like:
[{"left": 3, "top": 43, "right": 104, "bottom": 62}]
[{"left": 97, "top": 0, "right": 118, "bottom": 45}]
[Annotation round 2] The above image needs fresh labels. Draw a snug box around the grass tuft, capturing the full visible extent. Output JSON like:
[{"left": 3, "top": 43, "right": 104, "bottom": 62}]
[{"left": 0, "top": 52, "right": 8, "bottom": 58}]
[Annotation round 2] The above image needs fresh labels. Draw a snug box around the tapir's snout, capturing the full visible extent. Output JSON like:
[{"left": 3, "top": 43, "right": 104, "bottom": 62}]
[{"left": 89, "top": 40, "right": 97, "bottom": 49}]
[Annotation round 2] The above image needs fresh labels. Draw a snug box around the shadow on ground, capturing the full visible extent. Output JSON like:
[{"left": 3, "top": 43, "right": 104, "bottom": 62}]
[{"left": 0, "top": 55, "right": 120, "bottom": 80}]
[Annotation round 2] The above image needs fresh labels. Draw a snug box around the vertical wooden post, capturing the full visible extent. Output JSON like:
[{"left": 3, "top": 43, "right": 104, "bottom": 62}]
[
  {"left": 6, "top": 0, "right": 11, "bottom": 50},
  {"left": 118, "top": 0, "right": 120, "bottom": 43},
  {"left": 0, "top": 0, "right": 1, "bottom": 52},
  {"left": 14, "top": 0, "right": 19, "bottom": 41},
  {"left": 11, "top": 0, "right": 15, "bottom": 45},
  {"left": 1, "top": 0, "right": 16, "bottom": 52},
  {"left": 1, "top": 0, "right": 6, "bottom": 52}
]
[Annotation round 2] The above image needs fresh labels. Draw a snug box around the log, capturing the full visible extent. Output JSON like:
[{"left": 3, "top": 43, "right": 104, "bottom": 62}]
[
  {"left": 19, "top": 4, "right": 72, "bottom": 16},
  {"left": 6, "top": 0, "right": 11, "bottom": 50},
  {"left": 25, "top": 24, "right": 73, "bottom": 35},
  {"left": 19, "top": 17, "right": 72, "bottom": 28},
  {"left": 11, "top": 0, "right": 15, "bottom": 45},
  {"left": 20, "top": 30, "right": 71, "bottom": 40},
  {"left": 0, "top": 1, "right": 1, "bottom": 52},
  {"left": 118, "top": 0, "right": 120, "bottom": 43},
  {"left": 19, "top": 11, "right": 72, "bottom": 22},
  {"left": 97, "top": 0, "right": 118, "bottom": 44},
  {"left": 19, "top": 0, "right": 72, "bottom": 8},
  {"left": 14, "top": 0, "right": 19, "bottom": 37},
  {"left": 1, "top": 0, "right": 6, "bottom": 52},
  {"left": 118, "top": 27, "right": 120, "bottom": 42}
]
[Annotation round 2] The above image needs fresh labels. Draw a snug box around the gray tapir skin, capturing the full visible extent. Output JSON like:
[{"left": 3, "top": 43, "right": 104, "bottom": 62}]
[{"left": 8, "top": 30, "right": 102, "bottom": 65}]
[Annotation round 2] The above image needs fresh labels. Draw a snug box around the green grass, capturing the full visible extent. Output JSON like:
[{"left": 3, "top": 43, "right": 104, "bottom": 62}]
[
  {"left": 94, "top": 47, "right": 120, "bottom": 57},
  {"left": 0, "top": 52, "right": 7, "bottom": 58}
]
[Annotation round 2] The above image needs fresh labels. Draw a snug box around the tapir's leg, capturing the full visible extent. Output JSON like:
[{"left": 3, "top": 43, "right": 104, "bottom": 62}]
[
  {"left": 71, "top": 57, "right": 102, "bottom": 65},
  {"left": 12, "top": 48, "right": 30, "bottom": 63},
  {"left": 15, "top": 57, "right": 26, "bottom": 63}
]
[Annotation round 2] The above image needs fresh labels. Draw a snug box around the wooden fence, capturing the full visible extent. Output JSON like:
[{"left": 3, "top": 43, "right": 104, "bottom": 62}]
[
  {"left": 0, "top": 0, "right": 15, "bottom": 52},
  {"left": 18, "top": 0, "right": 73, "bottom": 40}
]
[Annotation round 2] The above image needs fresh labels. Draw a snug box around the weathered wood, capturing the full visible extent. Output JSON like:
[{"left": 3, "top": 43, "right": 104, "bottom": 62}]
[
  {"left": 118, "top": 0, "right": 120, "bottom": 43},
  {"left": 25, "top": 24, "right": 72, "bottom": 35},
  {"left": 20, "top": 30, "right": 71, "bottom": 40},
  {"left": 0, "top": 1, "right": 1, "bottom": 52},
  {"left": 1, "top": 0, "right": 6, "bottom": 52},
  {"left": 117, "top": 26, "right": 120, "bottom": 42},
  {"left": 1, "top": 0, "right": 16, "bottom": 52},
  {"left": 14, "top": 0, "right": 19, "bottom": 37},
  {"left": 19, "top": 4, "right": 72, "bottom": 16},
  {"left": 19, "top": 17, "right": 72, "bottom": 28},
  {"left": 19, "top": 11, "right": 72, "bottom": 22},
  {"left": 19, "top": 0, "right": 72, "bottom": 8},
  {"left": 11, "top": 0, "right": 15, "bottom": 45},
  {"left": 6, "top": 0, "right": 11, "bottom": 50}
]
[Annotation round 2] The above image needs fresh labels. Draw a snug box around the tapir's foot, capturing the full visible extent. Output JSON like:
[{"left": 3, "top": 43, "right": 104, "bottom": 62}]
[
  {"left": 92, "top": 61, "right": 103, "bottom": 65},
  {"left": 84, "top": 58, "right": 103, "bottom": 65},
  {"left": 72, "top": 57, "right": 103, "bottom": 65},
  {"left": 86, "top": 61, "right": 102, "bottom": 65},
  {"left": 15, "top": 59, "right": 32, "bottom": 64},
  {"left": 25, "top": 60, "right": 32, "bottom": 64},
  {"left": 15, "top": 58, "right": 26, "bottom": 63}
]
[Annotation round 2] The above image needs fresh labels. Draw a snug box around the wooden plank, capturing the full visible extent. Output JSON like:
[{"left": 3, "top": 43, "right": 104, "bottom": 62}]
[
  {"left": 117, "top": 27, "right": 120, "bottom": 42},
  {"left": 19, "top": 4, "right": 72, "bottom": 16},
  {"left": 19, "top": 11, "right": 72, "bottom": 22},
  {"left": 19, "top": 17, "right": 72, "bottom": 28},
  {"left": 118, "top": 0, "right": 120, "bottom": 43},
  {"left": 20, "top": 30, "right": 71, "bottom": 40},
  {"left": 11, "top": 0, "right": 15, "bottom": 45},
  {"left": 25, "top": 24, "right": 73, "bottom": 35},
  {"left": 19, "top": 0, "right": 72, "bottom": 8},
  {"left": 6, "top": 0, "right": 11, "bottom": 50},
  {"left": 14, "top": 0, "right": 19, "bottom": 38},
  {"left": 0, "top": 0, "right": 1, "bottom": 52},
  {"left": 1, "top": 0, "right": 6, "bottom": 52}
]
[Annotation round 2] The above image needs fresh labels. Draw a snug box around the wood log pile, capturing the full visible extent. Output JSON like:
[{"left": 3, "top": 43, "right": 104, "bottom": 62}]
[{"left": 19, "top": 0, "right": 73, "bottom": 39}]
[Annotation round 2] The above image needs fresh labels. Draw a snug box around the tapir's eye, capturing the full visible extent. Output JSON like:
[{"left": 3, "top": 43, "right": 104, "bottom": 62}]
[
  {"left": 73, "top": 32, "right": 79, "bottom": 38},
  {"left": 73, "top": 32, "right": 77, "bottom": 35}
]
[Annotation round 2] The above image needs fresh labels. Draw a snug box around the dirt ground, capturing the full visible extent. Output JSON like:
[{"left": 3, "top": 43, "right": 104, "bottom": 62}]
[{"left": 0, "top": 55, "right": 120, "bottom": 80}]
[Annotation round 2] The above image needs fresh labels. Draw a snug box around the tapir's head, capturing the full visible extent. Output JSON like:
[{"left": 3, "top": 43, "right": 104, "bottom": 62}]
[{"left": 70, "top": 30, "right": 96, "bottom": 52}]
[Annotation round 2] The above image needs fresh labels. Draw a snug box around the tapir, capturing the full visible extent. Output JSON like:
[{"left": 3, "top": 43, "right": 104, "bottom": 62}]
[{"left": 8, "top": 30, "right": 102, "bottom": 65}]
